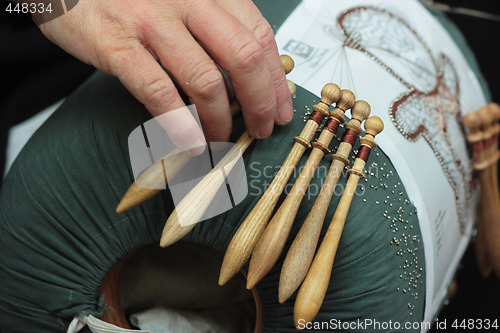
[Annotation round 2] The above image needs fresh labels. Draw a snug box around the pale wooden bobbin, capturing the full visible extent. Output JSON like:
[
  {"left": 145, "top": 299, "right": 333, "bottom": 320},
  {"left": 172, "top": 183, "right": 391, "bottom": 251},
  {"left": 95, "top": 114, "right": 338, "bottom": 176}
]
[
  {"left": 218, "top": 83, "right": 341, "bottom": 286},
  {"left": 246, "top": 90, "right": 364, "bottom": 290},
  {"left": 488, "top": 103, "right": 500, "bottom": 153},
  {"left": 463, "top": 111, "right": 493, "bottom": 278},
  {"left": 280, "top": 54, "right": 297, "bottom": 97},
  {"left": 463, "top": 112, "right": 484, "bottom": 170},
  {"left": 487, "top": 103, "right": 500, "bottom": 202},
  {"left": 159, "top": 55, "right": 297, "bottom": 247},
  {"left": 477, "top": 106, "right": 495, "bottom": 170},
  {"left": 293, "top": 116, "right": 384, "bottom": 327},
  {"left": 477, "top": 106, "right": 499, "bottom": 206},
  {"left": 488, "top": 104, "right": 500, "bottom": 241},
  {"left": 278, "top": 101, "right": 371, "bottom": 303},
  {"left": 116, "top": 95, "right": 242, "bottom": 215},
  {"left": 474, "top": 106, "right": 500, "bottom": 277},
  {"left": 280, "top": 54, "right": 297, "bottom": 96},
  {"left": 116, "top": 149, "right": 189, "bottom": 214},
  {"left": 280, "top": 54, "right": 295, "bottom": 75},
  {"left": 159, "top": 131, "right": 254, "bottom": 247}
]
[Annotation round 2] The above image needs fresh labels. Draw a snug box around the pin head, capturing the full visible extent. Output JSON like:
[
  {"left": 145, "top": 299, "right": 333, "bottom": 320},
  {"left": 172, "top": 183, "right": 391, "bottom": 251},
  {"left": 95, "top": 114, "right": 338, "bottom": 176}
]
[
  {"left": 364, "top": 116, "right": 384, "bottom": 137},
  {"left": 280, "top": 55, "right": 295, "bottom": 75}
]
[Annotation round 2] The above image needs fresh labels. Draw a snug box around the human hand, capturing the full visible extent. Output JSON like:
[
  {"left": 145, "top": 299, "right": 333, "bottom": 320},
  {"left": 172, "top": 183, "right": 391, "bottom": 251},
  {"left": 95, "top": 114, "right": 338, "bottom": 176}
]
[{"left": 34, "top": 0, "right": 293, "bottom": 153}]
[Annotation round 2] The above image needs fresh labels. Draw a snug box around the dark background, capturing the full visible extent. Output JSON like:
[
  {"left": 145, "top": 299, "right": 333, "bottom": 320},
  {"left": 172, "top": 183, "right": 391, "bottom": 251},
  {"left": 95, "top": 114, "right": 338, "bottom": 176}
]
[{"left": 1, "top": 1, "right": 500, "bottom": 331}]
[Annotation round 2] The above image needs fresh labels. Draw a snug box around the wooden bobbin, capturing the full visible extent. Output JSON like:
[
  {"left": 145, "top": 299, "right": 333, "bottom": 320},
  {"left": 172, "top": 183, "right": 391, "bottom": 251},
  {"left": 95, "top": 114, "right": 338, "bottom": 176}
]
[
  {"left": 477, "top": 165, "right": 500, "bottom": 278},
  {"left": 477, "top": 106, "right": 495, "bottom": 170},
  {"left": 488, "top": 103, "right": 500, "bottom": 215},
  {"left": 281, "top": 54, "right": 297, "bottom": 98},
  {"left": 280, "top": 54, "right": 295, "bottom": 75},
  {"left": 159, "top": 55, "right": 297, "bottom": 248},
  {"left": 218, "top": 83, "right": 341, "bottom": 286},
  {"left": 488, "top": 103, "right": 500, "bottom": 166},
  {"left": 246, "top": 90, "right": 364, "bottom": 290},
  {"left": 478, "top": 104, "right": 500, "bottom": 278},
  {"left": 293, "top": 84, "right": 341, "bottom": 148},
  {"left": 293, "top": 116, "right": 384, "bottom": 328},
  {"left": 287, "top": 80, "right": 297, "bottom": 97},
  {"left": 463, "top": 111, "right": 493, "bottom": 277},
  {"left": 463, "top": 112, "right": 484, "bottom": 170},
  {"left": 278, "top": 100, "right": 371, "bottom": 303},
  {"left": 159, "top": 131, "right": 254, "bottom": 247},
  {"left": 115, "top": 149, "right": 190, "bottom": 214},
  {"left": 116, "top": 86, "right": 244, "bottom": 215}
]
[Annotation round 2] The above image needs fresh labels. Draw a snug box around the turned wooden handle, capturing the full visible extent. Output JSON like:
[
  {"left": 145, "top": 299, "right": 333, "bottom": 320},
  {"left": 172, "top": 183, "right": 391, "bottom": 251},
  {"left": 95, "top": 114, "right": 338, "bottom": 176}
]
[
  {"left": 294, "top": 116, "right": 383, "bottom": 326},
  {"left": 279, "top": 101, "right": 370, "bottom": 302},
  {"left": 116, "top": 100, "right": 242, "bottom": 214},
  {"left": 487, "top": 103, "right": 500, "bottom": 211},
  {"left": 278, "top": 142, "right": 352, "bottom": 303},
  {"left": 472, "top": 107, "right": 495, "bottom": 170},
  {"left": 464, "top": 108, "right": 500, "bottom": 278},
  {"left": 246, "top": 145, "right": 332, "bottom": 289},
  {"left": 218, "top": 128, "right": 316, "bottom": 285},
  {"left": 116, "top": 148, "right": 190, "bottom": 214},
  {"left": 218, "top": 83, "right": 342, "bottom": 286},
  {"left": 478, "top": 105, "right": 500, "bottom": 277},
  {"left": 160, "top": 56, "right": 300, "bottom": 249},
  {"left": 463, "top": 111, "right": 493, "bottom": 275},
  {"left": 159, "top": 131, "right": 254, "bottom": 247},
  {"left": 478, "top": 168, "right": 500, "bottom": 277},
  {"left": 246, "top": 95, "right": 369, "bottom": 289},
  {"left": 475, "top": 201, "right": 492, "bottom": 278},
  {"left": 293, "top": 159, "right": 364, "bottom": 326}
]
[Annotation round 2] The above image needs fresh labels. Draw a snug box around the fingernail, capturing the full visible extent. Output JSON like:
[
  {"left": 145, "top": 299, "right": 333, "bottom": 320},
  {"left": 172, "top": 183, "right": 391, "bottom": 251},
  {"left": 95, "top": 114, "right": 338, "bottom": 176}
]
[
  {"left": 187, "top": 138, "right": 207, "bottom": 156},
  {"left": 255, "top": 120, "right": 274, "bottom": 139},
  {"left": 277, "top": 99, "right": 293, "bottom": 125}
]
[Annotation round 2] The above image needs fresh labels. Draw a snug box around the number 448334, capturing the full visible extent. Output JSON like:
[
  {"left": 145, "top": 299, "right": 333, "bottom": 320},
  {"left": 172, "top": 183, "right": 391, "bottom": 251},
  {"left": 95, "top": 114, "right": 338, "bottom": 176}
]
[
  {"left": 452, "top": 318, "right": 499, "bottom": 330},
  {"left": 5, "top": 2, "right": 53, "bottom": 14}
]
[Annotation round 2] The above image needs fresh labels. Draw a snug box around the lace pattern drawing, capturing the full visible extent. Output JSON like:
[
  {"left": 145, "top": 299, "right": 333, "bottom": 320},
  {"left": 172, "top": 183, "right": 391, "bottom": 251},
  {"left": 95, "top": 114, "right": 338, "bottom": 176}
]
[{"left": 335, "top": 7, "right": 472, "bottom": 231}]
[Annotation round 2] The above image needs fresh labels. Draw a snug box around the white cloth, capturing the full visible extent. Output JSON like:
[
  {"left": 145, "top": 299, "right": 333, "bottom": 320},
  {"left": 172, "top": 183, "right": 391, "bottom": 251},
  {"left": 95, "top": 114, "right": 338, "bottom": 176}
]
[
  {"left": 4, "top": 99, "right": 63, "bottom": 177},
  {"left": 67, "top": 315, "right": 148, "bottom": 333},
  {"left": 130, "top": 307, "right": 231, "bottom": 333},
  {"left": 67, "top": 307, "right": 232, "bottom": 333}
]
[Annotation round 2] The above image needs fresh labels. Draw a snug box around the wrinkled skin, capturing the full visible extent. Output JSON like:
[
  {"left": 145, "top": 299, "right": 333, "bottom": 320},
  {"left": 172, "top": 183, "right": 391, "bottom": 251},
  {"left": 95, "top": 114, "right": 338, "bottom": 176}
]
[{"left": 34, "top": 0, "right": 293, "bottom": 152}]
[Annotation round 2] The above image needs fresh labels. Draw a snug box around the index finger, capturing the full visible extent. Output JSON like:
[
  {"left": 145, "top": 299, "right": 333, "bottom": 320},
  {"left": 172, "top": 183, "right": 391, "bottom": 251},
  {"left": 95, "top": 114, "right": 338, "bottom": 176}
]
[
  {"left": 217, "top": 0, "right": 294, "bottom": 126},
  {"left": 185, "top": 2, "right": 277, "bottom": 139}
]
